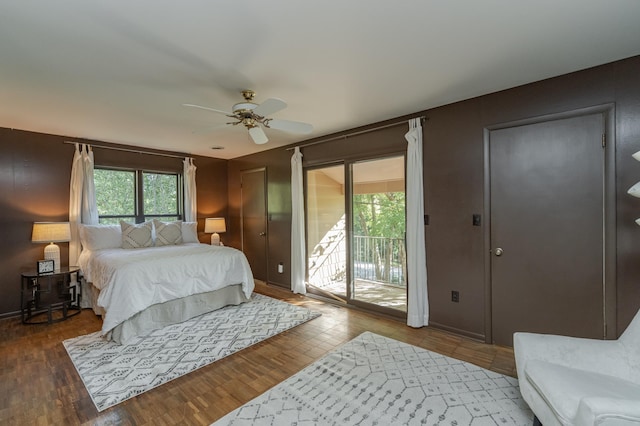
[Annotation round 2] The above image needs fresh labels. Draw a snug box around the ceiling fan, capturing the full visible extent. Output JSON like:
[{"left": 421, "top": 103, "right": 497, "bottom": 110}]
[{"left": 184, "top": 90, "right": 313, "bottom": 144}]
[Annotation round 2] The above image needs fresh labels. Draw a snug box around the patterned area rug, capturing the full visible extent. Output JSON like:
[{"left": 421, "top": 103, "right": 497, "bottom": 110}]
[
  {"left": 63, "top": 294, "right": 321, "bottom": 412},
  {"left": 213, "top": 331, "right": 533, "bottom": 426}
]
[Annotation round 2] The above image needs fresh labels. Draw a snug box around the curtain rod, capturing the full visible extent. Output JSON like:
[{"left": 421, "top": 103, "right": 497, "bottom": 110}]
[
  {"left": 286, "top": 116, "right": 426, "bottom": 151},
  {"left": 63, "top": 141, "right": 189, "bottom": 159}
]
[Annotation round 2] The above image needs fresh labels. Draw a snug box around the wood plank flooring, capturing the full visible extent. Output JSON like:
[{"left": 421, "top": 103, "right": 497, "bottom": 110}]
[{"left": 0, "top": 282, "right": 517, "bottom": 425}]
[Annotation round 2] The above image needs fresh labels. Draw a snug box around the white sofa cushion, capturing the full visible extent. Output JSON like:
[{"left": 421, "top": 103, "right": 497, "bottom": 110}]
[{"left": 526, "top": 360, "right": 640, "bottom": 424}]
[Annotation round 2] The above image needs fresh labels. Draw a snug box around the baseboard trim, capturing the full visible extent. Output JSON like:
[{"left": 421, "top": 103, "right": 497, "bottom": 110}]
[{"left": 428, "top": 321, "right": 485, "bottom": 342}]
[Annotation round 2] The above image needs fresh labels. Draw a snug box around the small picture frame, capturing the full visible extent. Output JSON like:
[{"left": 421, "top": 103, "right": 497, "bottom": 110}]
[{"left": 37, "top": 259, "right": 55, "bottom": 275}]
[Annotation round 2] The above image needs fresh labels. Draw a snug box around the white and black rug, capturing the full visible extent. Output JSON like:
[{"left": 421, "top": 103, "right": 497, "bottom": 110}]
[
  {"left": 63, "top": 294, "right": 321, "bottom": 412},
  {"left": 213, "top": 331, "right": 533, "bottom": 426}
]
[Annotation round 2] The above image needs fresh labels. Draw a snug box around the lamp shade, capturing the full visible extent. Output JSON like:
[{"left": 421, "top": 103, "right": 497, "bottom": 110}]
[
  {"left": 31, "top": 222, "right": 71, "bottom": 243},
  {"left": 204, "top": 218, "right": 226, "bottom": 234}
]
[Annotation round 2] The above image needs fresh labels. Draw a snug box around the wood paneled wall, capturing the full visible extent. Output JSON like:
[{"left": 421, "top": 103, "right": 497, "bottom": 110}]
[
  {"left": 228, "top": 55, "right": 640, "bottom": 340},
  {"left": 2, "top": 55, "right": 639, "bottom": 339},
  {"left": 0, "top": 131, "right": 227, "bottom": 317}
]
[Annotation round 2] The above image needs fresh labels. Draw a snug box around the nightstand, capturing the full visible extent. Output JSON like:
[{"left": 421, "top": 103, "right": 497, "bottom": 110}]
[{"left": 21, "top": 266, "right": 82, "bottom": 324}]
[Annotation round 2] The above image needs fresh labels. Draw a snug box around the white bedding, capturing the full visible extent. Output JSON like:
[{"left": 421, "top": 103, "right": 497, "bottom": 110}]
[{"left": 78, "top": 243, "right": 254, "bottom": 336}]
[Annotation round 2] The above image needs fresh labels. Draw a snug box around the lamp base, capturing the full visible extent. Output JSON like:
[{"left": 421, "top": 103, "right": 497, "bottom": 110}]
[
  {"left": 44, "top": 242, "right": 61, "bottom": 272},
  {"left": 211, "top": 232, "right": 221, "bottom": 246}
]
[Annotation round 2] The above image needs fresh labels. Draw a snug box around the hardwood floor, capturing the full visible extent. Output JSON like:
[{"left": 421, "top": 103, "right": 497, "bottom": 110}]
[{"left": 0, "top": 282, "right": 517, "bottom": 425}]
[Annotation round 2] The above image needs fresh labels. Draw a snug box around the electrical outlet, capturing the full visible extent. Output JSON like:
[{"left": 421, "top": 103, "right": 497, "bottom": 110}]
[{"left": 451, "top": 290, "right": 460, "bottom": 303}]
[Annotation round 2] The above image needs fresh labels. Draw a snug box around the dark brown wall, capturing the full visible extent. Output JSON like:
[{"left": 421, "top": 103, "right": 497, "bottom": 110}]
[
  {"left": 227, "top": 148, "right": 293, "bottom": 286},
  {"left": 0, "top": 130, "right": 227, "bottom": 316},
  {"left": 228, "top": 55, "right": 640, "bottom": 339}
]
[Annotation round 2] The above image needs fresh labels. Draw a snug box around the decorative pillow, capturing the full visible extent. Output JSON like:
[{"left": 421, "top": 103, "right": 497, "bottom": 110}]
[
  {"left": 181, "top": 222, "right": 199, "bottom": 243},
  {"left": 79, "top": 224, "right": 122, "bottom": 251},
  {"left": 120, "top": 221, "right": 153, "bottom": 249},
  {"left": 153, "top": 219, "right": 183, "bottom": 246}
]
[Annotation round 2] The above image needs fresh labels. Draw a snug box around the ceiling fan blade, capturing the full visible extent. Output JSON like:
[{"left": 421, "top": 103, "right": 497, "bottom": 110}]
[
  {"left": 267, "top": 119, "right": 313, "bottom": 134},
  {"left": 183, "top": 104, "right": 232, "bottom": 115},
  {"left": 252, "top": 98, "right": 287, "bottom": 117},
  {"left": 248, "top": 126, "right": 269, "bottom": 145}
]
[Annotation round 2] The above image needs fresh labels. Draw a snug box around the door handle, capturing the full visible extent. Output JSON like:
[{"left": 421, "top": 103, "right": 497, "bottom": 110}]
[
  {"left": 259, "top": 232, "right": 266, "bottom": 237},
  {"left": 494, "top": 247, "right": 504, "bottom": 256}
]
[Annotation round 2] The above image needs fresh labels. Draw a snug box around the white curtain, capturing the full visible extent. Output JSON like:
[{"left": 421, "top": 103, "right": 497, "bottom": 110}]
[
  {"left": 405, "top": 118, "right": 429, "bottom": 327},
  {"left": 69, "top": 143, "right": 98, "bottom": 266},
  {"left": 291, "top": 147, "right": 306, "bottom": 294},
  {"left": 81, "top": 146, "right": 99, "bottom": 224},
  {"left": 183, "top": 157, "right": 197, "bottom": 222}
]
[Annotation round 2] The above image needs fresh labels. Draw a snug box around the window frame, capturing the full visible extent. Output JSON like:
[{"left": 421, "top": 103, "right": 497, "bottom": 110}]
[{"left": 94, "top": 166, "right": 184, "bottom": 224}]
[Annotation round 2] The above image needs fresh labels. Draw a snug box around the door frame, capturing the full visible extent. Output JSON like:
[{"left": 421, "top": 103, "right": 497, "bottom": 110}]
[
  {"left": 303, "top": 151, "right": 408, "bottom": 319},
  {"left": 483, "top": 103, "right": 616, "bottom": 343},
  {"left": 240, "top": 167, "right": 268, "bottom": 281}
]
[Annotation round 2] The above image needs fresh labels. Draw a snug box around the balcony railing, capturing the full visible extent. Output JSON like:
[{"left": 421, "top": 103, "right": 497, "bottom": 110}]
[
  {"left": 308, "top": 228, "right": 406, "bottom": 291},
  {"left": 353, "top": 235, "right": 406, "bottom": 287}
]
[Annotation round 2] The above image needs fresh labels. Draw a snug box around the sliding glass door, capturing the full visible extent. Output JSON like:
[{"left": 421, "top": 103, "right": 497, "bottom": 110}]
[
  {"left": 306, "top": 165, "right": 347, "bottom": 299},
  {"left": 306, "top": 155, "right": 406, "bottom": 315}
]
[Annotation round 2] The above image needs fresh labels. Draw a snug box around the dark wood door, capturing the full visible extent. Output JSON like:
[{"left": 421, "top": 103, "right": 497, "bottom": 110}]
[
  {"left": 241, "top": 168, "right": 268, "bottom": 281},
  {"left": 489, "top": 113, "right": 605, "bottom": 346}
]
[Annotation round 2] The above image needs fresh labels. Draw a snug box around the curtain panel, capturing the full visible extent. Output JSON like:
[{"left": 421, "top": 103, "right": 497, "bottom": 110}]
[
  {"left": 183, "top": 157, "right": 197, "bottom": 223},
  {"left": 405, "top": 118, "right": 429, "bottom": 327},
  {"left": 69, "top": 143, "right": 99, "bottom": 267},
  {"left": 291, "top": 147, "right": 306, "bottom": 294}
]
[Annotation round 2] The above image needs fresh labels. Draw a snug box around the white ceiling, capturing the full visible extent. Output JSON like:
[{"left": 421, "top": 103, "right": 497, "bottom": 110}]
[{"left": 1, "top": 1, "right": 639, "bottom": 160}]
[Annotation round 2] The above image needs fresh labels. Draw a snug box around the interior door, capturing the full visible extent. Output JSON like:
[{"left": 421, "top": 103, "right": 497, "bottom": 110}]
[
  {"left": 489, "top": 113, "right": 605, "bottom": 346},
  {"left": 241, "top": 168, "right": 268, "bottom": 281}
]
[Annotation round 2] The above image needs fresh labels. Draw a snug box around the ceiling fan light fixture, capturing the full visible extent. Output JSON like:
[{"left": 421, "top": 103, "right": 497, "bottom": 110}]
[
  {"left": 184, "top": 89, "right": 312, "bottom": 145},
  {"left": 232, "top": 102, "right": 257, "bottom": 114}
]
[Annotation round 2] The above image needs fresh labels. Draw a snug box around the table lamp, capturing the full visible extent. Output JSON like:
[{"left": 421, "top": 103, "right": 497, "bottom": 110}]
[
  {"left": 204, "top": 218, "right": 226, "bottom": 246},
  {"left": 31, "top": 222, "right": 71, "bottom": 271}
]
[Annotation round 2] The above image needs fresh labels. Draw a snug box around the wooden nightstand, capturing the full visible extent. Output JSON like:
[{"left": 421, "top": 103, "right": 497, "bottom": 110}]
[{"left": 21, "top": 266, "right": 82, "bottom": 324}]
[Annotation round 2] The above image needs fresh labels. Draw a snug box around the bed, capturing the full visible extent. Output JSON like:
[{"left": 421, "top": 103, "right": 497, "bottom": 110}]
[{"left": 77, "top": 221, "right": 255, "bottom": 344}]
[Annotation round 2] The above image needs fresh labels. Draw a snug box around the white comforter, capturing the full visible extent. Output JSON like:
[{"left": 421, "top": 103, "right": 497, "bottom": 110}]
[{"left": 78, "top": 243, "right": 255, "bottom": 335}]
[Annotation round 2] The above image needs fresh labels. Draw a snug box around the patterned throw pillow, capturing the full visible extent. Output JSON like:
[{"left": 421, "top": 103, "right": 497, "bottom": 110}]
[
  {"left": 153, "top": 219, "right": 183, "bottom": 246},
  {"left": 120, "top": 221, "right": 153, "bottom": 249},
  {"left": 181, "top": 222, "right": 199, "bottom": 243}
]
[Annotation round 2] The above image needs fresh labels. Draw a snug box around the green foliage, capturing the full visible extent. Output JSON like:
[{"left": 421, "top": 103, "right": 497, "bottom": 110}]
[
  {"left": 352, "top": 192, "right": 405, "bottom": 238},
  {"left": 94, "top": 169, "right": 135, "bottom": 217},
  {"left": 94, "top": 169, "right": 179, "bottom": 223},
  {"left": 352, "top": 192, "right": 406, "bottom": 284},
  {"left": 143, "top": 172, "right": 178, "bottom": 215}
]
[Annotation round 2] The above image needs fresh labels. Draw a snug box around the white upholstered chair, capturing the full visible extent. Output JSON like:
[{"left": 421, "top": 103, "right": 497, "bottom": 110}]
[{"left": 514, "top": 310, "right": 640, "bottom": 426}]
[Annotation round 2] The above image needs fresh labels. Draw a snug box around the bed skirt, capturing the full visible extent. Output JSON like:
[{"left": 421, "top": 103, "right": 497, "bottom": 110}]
[{"left": 85, "top": 281, "right": 249, "bottom": 344}]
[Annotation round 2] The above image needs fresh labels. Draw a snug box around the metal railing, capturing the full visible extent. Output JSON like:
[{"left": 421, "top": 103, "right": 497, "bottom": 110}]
[{"left": 353, "top": 236, "right": 406, "bottom": 287}]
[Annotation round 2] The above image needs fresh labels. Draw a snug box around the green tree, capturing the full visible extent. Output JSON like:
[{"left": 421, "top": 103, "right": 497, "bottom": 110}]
[
  {"left": 353, "top": 192, "right": 405, "bottom": 283},
  {"left": 94, "top": 169, "right": 179, "bottom": 224},
  {"left": 94, "top": 169, "right": 135, "bottom": 219}
]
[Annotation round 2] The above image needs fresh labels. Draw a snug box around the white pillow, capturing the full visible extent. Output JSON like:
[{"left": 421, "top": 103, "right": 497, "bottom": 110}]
[
  {"left": 153, "top": 219, "right": 183, "bottom": 246},
  {"left": 79, "top": 224, "right": 122, "bottom": 251},
  {"left": 181, "top": 222, "right": 199, "bottom": 243},
  {"left": 120, "top": 221, "right": 153, "bottom": 249}
]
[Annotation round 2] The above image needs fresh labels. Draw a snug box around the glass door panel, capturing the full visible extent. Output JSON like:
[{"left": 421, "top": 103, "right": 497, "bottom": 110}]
[
  {"left": 306, "top": 165, "right": 347, "bottom": 299},
  {"left": 351, "top": 156, "right": 406, "bottom": 312}
]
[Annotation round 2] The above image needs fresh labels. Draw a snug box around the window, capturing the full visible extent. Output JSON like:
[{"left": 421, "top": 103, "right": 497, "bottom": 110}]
[{"left": 95, "top": 168, "right": 182, "bottom": 224}]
